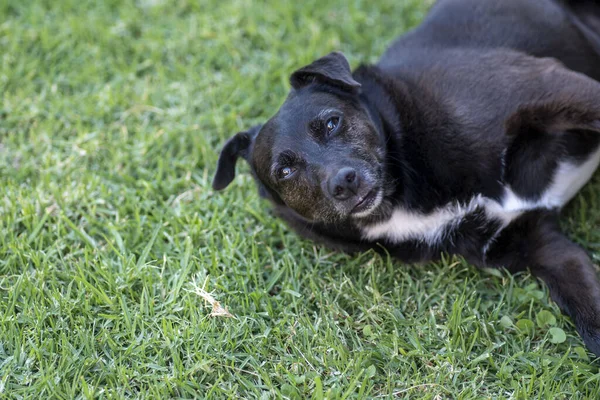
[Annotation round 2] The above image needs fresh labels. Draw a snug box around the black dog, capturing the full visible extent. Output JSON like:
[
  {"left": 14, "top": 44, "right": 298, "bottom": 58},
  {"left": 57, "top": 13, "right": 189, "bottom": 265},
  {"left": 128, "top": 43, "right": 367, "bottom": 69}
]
[{"left": 213, "top": 0, "right": 600, "bottom": 356}]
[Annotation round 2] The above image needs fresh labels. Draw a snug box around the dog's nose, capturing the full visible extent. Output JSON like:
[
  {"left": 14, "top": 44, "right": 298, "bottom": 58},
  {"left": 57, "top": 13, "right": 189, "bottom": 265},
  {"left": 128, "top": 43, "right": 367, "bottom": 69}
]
[{"left": 328, "top": 167, "right": 360, "bottom": 200}]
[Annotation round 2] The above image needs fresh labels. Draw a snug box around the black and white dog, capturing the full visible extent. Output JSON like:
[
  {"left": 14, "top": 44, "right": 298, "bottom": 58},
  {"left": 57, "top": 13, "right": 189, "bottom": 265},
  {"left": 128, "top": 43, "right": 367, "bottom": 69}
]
[{"left": 213, "top": 0, "right": 600, "bottom": 356}]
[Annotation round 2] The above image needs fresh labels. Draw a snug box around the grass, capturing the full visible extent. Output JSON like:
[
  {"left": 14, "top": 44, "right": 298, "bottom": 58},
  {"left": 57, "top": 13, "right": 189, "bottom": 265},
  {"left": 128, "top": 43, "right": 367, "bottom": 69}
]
[{"left": 1, "top": 0, "right": 600, "bottom": 398}]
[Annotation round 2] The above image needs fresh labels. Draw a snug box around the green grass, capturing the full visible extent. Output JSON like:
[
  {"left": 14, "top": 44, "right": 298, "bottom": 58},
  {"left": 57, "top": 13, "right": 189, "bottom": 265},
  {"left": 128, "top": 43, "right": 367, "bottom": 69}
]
[{"left": 2, "top": 0, "right": 600, "bottom": 398}]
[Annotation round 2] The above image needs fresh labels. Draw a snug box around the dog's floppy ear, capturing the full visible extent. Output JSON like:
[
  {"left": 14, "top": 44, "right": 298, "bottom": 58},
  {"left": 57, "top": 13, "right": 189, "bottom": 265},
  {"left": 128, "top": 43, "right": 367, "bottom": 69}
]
[
  {"left": 290, "top": 51, "right": 361, "bottom": 93},
  {"left": 212, "top": 125, "right": 261, "bottom": 191}
]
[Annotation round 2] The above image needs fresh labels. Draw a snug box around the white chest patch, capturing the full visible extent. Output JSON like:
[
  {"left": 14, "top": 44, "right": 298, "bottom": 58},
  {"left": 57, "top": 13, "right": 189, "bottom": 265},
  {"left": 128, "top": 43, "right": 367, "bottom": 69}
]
[
  {"left": 361, "top": 146, "right": 600, "bottom": 246},
  {"left": 361, "top": 196, "right": 482, "bottom": 245}
]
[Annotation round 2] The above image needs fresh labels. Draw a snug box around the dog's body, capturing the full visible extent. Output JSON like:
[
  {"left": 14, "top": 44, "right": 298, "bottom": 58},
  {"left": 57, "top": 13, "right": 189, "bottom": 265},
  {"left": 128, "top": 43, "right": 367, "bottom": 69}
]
[
  {"left": 214, "top": 0, "right": 600, "bottom": 356},
  {"left": 349, "top": 0, "right": 600, "bottom": 263}
]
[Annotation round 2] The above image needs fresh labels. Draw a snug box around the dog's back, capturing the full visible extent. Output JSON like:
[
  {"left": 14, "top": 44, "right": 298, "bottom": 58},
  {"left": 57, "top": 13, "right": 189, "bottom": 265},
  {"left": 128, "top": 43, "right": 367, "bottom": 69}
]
[{"left": 380, "top": 0, "right": 600, "bottom": 81}]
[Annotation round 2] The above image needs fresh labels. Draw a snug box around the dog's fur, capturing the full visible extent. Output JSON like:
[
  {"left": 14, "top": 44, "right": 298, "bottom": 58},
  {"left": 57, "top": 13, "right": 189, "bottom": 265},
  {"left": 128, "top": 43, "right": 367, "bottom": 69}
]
[{"left": 213, "top": 0, "right": 600, "bottom": 356}]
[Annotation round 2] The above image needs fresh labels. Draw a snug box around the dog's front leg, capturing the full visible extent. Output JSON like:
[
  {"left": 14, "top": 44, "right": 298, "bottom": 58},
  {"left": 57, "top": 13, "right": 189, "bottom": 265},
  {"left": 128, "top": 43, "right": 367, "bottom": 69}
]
[
  {"left": 501, "top": 54, "right": 600, "bottom": 138},
  {"left": 487, "top": 211, "right": 600, "bottom": 357}
]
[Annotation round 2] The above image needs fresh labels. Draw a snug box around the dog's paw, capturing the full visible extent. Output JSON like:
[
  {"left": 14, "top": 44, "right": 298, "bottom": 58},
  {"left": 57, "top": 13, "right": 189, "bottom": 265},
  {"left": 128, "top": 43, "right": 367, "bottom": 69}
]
[{"left": 578, "top": 324, "right": 600, "bottom": 359}]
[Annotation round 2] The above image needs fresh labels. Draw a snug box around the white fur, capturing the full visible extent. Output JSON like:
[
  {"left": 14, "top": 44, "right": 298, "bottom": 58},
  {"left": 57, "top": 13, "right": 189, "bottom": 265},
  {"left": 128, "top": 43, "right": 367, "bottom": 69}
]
[
  {"left": 361, "top": 146, "right": 600, "bottom": 247},
  {"left": 361, "top": 196, "right": 481, "bottom": 245},
  {"left": 503, "top": 145, "right": 600, "bottom": 211}
]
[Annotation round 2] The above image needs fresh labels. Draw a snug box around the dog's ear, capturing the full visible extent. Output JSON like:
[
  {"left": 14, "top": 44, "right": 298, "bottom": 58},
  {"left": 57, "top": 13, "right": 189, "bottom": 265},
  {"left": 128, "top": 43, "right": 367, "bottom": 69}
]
[
  {"left": 290, "top": 51, "right": 361, "bottom": 93},
  {"left": 212, "top": 125, "right": 261, "bottom": 191}
]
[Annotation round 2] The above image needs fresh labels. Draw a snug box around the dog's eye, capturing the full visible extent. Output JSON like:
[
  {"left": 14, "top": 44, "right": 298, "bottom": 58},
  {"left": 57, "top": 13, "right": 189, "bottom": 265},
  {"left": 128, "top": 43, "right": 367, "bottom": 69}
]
[
  {"left": 278, "top": 166, "right": 297, "bottom": 180},
  {"left": 326, "top": 117, "right": 340, "bottom": 134}
]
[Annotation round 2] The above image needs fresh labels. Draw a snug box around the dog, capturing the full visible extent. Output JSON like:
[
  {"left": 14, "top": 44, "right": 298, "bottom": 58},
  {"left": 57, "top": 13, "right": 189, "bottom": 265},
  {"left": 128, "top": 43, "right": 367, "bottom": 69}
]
[{"left": 213, "top": 0, "right": 600, "bottom": 356}]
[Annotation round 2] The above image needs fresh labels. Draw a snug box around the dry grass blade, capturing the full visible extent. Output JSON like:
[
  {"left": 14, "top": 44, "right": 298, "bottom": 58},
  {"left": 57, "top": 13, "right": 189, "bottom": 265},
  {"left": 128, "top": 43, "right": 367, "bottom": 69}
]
[{"left": 190, "top": 279, "right": 235, "bottom": 319}]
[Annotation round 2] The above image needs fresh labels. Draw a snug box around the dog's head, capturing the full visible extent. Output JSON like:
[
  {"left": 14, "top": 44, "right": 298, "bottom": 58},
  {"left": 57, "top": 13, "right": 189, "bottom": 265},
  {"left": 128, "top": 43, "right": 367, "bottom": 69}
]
[{"left": 213, "top": 52, "right": 388, "bottom": 223}]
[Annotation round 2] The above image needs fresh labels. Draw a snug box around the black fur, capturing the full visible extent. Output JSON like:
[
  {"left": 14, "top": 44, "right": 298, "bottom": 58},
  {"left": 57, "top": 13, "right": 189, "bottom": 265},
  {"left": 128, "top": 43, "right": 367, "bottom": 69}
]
[
  {"left": 290, "top": 51, "right": 361, "bottom": 93},
  {"left": 214, "top": 0, "right": 600, "bottom": 357},
  {"left": 212, "top": 125, "right": 261, "bottom": 191}
]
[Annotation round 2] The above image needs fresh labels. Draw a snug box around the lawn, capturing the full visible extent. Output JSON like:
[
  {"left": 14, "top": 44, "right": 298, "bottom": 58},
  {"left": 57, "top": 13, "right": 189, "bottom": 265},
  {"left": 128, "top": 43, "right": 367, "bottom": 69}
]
[{"left": 2, "top": 0, "right": 600, "bottom": 398}]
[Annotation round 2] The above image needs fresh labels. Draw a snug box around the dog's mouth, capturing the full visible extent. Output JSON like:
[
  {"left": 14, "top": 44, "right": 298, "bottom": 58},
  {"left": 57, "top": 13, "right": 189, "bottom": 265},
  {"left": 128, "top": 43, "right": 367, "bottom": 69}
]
[{"left": 350, "top": 188, "right": 382, "bottom": 217}]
